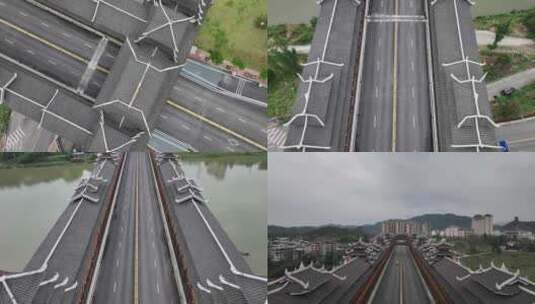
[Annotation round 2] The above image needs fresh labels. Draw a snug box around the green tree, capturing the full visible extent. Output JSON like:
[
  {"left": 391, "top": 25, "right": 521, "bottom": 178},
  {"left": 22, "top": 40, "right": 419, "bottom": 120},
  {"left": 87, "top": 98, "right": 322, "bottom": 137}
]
[
  {"left": 267, "top": 48, "right": 302, "bottom": 87},
  {"left": 231, "top": 57, "right": 245, "bottom": 69},
  {"left": 209, "top": 49, "right": 224, "bottom": 64},
  {"left": 489, "top": 18, "right": 512, "bottom": 49},
  {"left": 523, "top": 10, "right": 535, "bottom": 39}
]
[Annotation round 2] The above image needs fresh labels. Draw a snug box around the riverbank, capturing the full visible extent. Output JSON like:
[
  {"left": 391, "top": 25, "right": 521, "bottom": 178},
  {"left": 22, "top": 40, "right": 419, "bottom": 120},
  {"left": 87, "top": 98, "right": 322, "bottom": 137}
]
[
  {"left": 195, "top": 0, "right": 267, "bottom": 71},
  {"left": 0, "top": 153, "right": 95, "bottom": 169}
]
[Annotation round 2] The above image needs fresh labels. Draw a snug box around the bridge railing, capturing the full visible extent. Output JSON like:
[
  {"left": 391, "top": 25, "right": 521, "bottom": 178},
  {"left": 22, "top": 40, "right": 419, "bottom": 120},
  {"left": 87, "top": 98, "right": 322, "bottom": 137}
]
[
  {"left": 149, "top": 152, "right": 198, "bottom": 304},
  {"left": 409, "top": 244, "right": 451, "bottom": 304},
  {"left": 351, "top": 244, "right": 393, "bottom": 303},
  {"left": 76, "top": 153, "right": 125, "bottom": 304}
]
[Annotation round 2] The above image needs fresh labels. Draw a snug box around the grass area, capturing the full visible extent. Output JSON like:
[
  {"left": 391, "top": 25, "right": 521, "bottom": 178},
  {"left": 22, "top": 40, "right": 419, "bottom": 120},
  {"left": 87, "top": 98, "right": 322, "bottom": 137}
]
[
  {"left": 267, "top": 18, "right": 317, "bottom": 48},
  {"left": 473, "top": 7, "right": 535, "bottom": 38},
  {"left": 481, "top": 49, "right": 535, "bottom": 82},
  {"left": 267, "top": 79, "right": 298, "bottom": 121},
  {"left": 0, "top": 104, "right": 11, "bottom": 136},
  {"left": 195, "top": 0, "right": 266, "bottom": 71},
  {"left": 492, "top": 81, "right": 535, "bottom": 122},
  {"left": 450, "top": 238, "right": 493, "bottom": 255},
  {"left": 0, "top": 153, "right": 95, "bottom": 169},
  {"left": 461, "top": 252, "right": 535, "bottom": 280}
]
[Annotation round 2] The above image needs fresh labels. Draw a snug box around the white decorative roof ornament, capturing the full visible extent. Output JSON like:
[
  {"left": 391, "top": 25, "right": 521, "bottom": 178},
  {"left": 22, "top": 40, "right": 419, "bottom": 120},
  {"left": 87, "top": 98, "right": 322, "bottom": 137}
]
[{"left": 135, "top": 0, "right": 197, "bottom": 62}]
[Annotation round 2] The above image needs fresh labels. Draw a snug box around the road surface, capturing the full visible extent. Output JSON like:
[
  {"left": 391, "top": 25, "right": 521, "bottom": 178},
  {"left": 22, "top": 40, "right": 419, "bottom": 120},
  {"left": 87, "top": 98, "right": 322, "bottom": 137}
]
[
  {"left": 357, "top": 0, "right": 431, "bottom": 151},
  {"left": 371, "top": 245, "right": 431, "bottom": 304}
]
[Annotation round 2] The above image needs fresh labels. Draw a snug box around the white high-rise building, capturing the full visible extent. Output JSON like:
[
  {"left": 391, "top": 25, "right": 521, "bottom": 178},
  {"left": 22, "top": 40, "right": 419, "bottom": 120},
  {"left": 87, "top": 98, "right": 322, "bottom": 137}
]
[{"left": 472, "top": 214, "right": 493, "bottom": 236}]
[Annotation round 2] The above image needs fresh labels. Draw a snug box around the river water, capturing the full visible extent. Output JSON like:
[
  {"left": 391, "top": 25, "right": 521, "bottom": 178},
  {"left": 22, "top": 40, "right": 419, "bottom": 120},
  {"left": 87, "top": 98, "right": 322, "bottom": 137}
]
[
  {"left": 0, "top": 163, "right": 92, "bottom": 272},
  {"left": 181, "top": 156, "right": 267, "bottom": 276},
  {"left": 268, "top": 0, "right": 535, "bottom": 25},
  {"left": 0, "top": 157, "right": 267, "bottom": 277}
]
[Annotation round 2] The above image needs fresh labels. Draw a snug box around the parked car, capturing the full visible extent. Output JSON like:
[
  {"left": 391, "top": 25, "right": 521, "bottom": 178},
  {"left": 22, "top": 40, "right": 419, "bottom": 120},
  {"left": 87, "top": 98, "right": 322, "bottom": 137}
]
[{"left": 501, "top": 87, "right": 516, "bottom": 96}]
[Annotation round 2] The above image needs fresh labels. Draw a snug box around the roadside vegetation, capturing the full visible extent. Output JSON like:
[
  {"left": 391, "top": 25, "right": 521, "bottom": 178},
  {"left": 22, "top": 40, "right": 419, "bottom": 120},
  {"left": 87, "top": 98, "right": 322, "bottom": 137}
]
[
  {"left": 178, "top": 152, "right": 267, "bottom": 170},
  {"left": 0, "top": 104, "right": 11, "bottom": 137},
  {"left": 195, "top": 0, "right": 267, "bottom": 72},
  {"left": 267, "top": 19, "right": 317, "bottom": 121},
  {"left": 474, "top": 7, "right": 535, "bottom": 39},
  {"left": 492, "top": 81, "right": 535, "bottom": 122},
  {"left": 462, "top": 252, "right": 535, "bottom": 280},
  {"left": 0, "top": 153, "right": 96, "bottom": 168},
  {"left": 481, "top": 49, "right": 535, "bottom": 82}
]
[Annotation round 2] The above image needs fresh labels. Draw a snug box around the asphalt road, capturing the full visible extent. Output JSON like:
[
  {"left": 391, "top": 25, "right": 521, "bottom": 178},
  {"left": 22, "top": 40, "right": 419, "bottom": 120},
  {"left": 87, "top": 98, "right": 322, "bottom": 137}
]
[
  {"left": 357, "top": 0, "right": 431, "bottom": 151},
  {"left": 93, "top": 153, "right": 179, "bottom": 303},
  {"left": 0, "top": 0, "right": 266, "bottom": 151},
  {"left": 396, "top": 0, "right": 431, "bottom": 152},
  {"left": 137, "top": 153, "right": 179, "bottom": 303},
  {"left": 166, "top": 77, "right": 267, "bottom": 147},
  {"left": 157, "top": 103, "right": 260, "bottom": 152},
  {"left": 94, "top": 153, "right": 136, "bottom": 304},
  {"left": 371, "top": 245, "right": 431, "bottom": 304},
  {"left": 0, "top": 0, "right": 113, "bottom": 97},
  {"left": 497, "top": 118, "right": 535, "bottom": 151},
  {"left": 357, "top": 0, "right": 394, "bottom": 151}
]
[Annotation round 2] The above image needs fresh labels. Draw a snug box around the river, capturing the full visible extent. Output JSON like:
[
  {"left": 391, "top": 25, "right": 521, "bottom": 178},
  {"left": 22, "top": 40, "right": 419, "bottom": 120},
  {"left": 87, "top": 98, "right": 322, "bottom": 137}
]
[
  {"left": 268, "top": 0, "right": 535, "bottom": 25},
  {"left": 0, "top": 156, "right": 267, "bottom": 277}
]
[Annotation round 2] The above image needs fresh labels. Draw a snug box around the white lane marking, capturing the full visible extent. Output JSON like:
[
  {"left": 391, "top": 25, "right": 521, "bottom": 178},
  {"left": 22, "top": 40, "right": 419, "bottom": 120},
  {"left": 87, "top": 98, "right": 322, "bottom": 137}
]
[
  {"left": 156, "top": 282, "right": 160, "bottom": 294},
  {"left": 216, "top": 107, "right": 225, "bottom": 113},
  {"left": 226, "top": 146, "right": 235, "bottom": 152},
  {"left": 152, "top": 241, "right": 155, "bottom": 249},
  {"left": 19, "top": 11, "right": 29, "bottom": 17},
  {"left": 411, "top": 86, "right": 415, "bottom": 99},
  {"left": 376, "top": 60, "right": 380, "bottom": 71},
  {"left": 113, "top": 281, "right": 117, "bottom": 293},
  {"left": 238, "top": 117, "right": 247, "bottom": 124},
  {"left": 410, "top": 39, "right": 414, "bottom": 48},
  {"left": 116, "top": 259, "right": 119, "bottom": 267},
  {"left": 48, "top": 60, "right": 57, "bottom": 65},
  {"left": 375, "top": 86, "right": 379, "bottom": 98},
  {"left": 62, "top": 32, "right": 71, "bottom": 38},
  {"left": 413, "top": 115, "right": 416, "bottom": 128},
  {"left": 410, "top": 1, "right": 413, "bottom": 8},
  {"left": 203, "top": 135, "right": 213, "bottom": 142},
  {"left": 411, "top": 61, "right": 415, "bottom": 71},
  {"left": 181, "top": 124, "right": 190, "bottom": 130},
  {"left": 374, "top": 115, "right": 377, "bottom": 128},
  {"left": 41, "top": 22, "right": 50, "bottom": 28},
  {"left": 153, "top": 259, "right": 157, "bottom": 267},
  {"left": 119, "top": 241, "right": 122, "bottom": 248},
  {"left": 5, "top": 38, "right": 14, "bottom": 45},
  {"left": 27, "top": 50, "right": 35, "bottom": 55}
]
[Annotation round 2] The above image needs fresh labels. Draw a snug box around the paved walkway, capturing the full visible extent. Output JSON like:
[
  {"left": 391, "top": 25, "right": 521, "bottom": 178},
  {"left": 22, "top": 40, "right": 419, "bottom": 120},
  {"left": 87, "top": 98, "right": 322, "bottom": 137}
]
[
  {"left": 487, "top": 67, "right": 535, "bottom": 99},
  {"left": 288, "top": 31, "right": 535, "bottom": 54}
]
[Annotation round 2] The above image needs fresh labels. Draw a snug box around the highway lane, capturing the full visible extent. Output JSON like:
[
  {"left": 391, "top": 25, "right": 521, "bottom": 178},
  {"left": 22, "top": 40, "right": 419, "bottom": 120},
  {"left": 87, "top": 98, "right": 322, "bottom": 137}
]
[
  {"left": 0, "top": 19, "right": 108, "bottom": 97},
  {"left": 357, "top": 0, "right": 394, "bottom": 151},
  {"left": 0, "top": 0, "right": 266, "bottom": 151},
  {"left": 93, "top": 153, "right": 136, "bottom": 304},
  {"left": 157, "top": 104, "right": 259, "bottom": 152},
  {"left": 396, "top": 0, "right": 431, "bottom": 151},
  {"left": 138, "top": 153, "right": 179, "bottom": 303},
  {"left": 371, "top": 245, "right": 431, "bottom": 304},
  {"left": 497, "top": 118, "right": 535, "bottom": 151},
  {"left": 0, "top": 0, "right": 119, "bottom": 68},
  {"left": 168, "top": 77, "right": 267, "bottom": 146}
]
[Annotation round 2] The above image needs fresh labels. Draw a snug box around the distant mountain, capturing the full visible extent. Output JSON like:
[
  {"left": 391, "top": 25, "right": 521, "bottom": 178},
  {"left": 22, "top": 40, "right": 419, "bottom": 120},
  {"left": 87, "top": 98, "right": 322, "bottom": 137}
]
[
  {"left": 408, "top": 213, "right": 472, "bottom": 230},
  {"left": 268, "top": 225, "right": 363, "bottom": 241},
  {"left": 501, "top": 218, "right": 535, "bottom": 233},
  {"left": 269, "top": 213, "right": 474, "bottom": 240}
]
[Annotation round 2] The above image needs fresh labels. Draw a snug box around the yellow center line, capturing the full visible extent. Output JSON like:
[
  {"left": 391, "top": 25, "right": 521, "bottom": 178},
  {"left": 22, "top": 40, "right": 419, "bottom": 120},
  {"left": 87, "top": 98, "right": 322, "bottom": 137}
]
[
  {"left": 166, "top": 99, "right": 267, "bottom": 151},
  {"left": 0, "top": 17, "right": 110, "bottom": 74},
  {"left": 392, "top": 0, "right": 399, "bottom": 152},
  {"left": 134, "top": 155, "right": 140, "bottom": 304}
]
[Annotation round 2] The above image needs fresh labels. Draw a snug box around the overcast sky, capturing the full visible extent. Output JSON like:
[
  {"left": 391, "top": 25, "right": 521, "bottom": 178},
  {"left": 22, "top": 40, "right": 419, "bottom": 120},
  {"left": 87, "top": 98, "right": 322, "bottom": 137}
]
[{"left": 268, "top": 153, "right": 535, "bottom": 227}]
